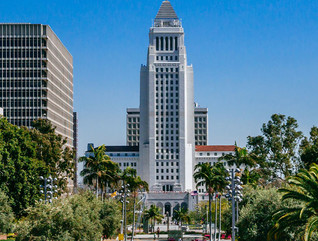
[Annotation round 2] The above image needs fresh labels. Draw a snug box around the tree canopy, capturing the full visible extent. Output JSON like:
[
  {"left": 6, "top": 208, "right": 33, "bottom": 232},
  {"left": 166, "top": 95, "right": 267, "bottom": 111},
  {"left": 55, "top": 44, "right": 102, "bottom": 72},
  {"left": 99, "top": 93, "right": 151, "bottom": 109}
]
[
  {"left": 16, "top": 191, "right": 121, "bottom": 241},
  {"left": 269, "top": 164, "right": 318, "bottom": 241},
  {"left": 0, "top": 189, "right": 15, "bottom": 234},
  {"left": 247, "top": 114, "right": 303, "bottom": 180},
  {"left": 299, "top": 126, "right": 318, "bottom": 169},
  {"left": 0, "top": 118, "right": 74, "bottom": 217}
]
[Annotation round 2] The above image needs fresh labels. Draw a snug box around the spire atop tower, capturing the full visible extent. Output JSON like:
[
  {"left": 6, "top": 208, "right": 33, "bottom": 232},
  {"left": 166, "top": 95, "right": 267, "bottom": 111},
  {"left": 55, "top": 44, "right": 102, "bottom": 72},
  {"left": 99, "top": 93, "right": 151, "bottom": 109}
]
[{"left": 155, "top": 0, "right": 178, "bottom": 19}]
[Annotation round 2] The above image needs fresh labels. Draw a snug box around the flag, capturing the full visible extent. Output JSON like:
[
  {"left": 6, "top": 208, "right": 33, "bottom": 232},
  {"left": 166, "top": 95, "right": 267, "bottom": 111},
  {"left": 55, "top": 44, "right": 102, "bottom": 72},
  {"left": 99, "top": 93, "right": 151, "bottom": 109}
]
[
  {"left": 191, "top": 190, "right": 198, "bottom": 196},
  {"left": 111, "top": 191, "right": 117, "bottom": 198}
]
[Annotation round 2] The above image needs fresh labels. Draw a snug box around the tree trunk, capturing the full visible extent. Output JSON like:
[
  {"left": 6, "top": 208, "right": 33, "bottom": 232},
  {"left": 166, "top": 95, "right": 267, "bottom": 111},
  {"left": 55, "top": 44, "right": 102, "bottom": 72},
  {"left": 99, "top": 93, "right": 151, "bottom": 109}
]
[
  {"left": 209, "top": 193, "right": 212, "bottom": 241},
  {"left": 214, "top": 192, "right": 218, "bottom": 241},
  {"left": 131, "top": 195, "right": 136, "bottom": 241},
  {"left": 96, "top": 177, "right": 98, "bottom": 199},
  {"left": 101, "top": 184, "right": 104, "bottom": 202}
]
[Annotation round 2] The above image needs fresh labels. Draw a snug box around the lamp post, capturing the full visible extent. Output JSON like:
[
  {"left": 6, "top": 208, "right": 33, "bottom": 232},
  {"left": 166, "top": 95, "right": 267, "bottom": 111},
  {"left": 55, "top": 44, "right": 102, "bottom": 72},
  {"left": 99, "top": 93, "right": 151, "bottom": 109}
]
[
  {"left": 225, "top": 169, "right": 243, "bottom": 241},
  {"left": 39, "top": 176, "right": 58, "bottom": 203},
  {"left": 218, "top": 194, "right": 222, "bottom": 241},
  {"left": 120, "top": 183, "right": 130, "bottom": 241},
  {"left": 166, "top": 211, "right": 170, "bottom": 233},
  {"left": 205, "top": 205, "right": 208, "bottom": 234}
]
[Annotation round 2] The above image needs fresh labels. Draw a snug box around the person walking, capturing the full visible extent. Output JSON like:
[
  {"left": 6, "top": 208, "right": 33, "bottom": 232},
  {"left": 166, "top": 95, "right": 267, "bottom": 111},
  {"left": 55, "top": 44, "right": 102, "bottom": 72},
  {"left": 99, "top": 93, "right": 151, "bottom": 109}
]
[{"left": 157, "top": 227, "right": 160, "bottom": 238}]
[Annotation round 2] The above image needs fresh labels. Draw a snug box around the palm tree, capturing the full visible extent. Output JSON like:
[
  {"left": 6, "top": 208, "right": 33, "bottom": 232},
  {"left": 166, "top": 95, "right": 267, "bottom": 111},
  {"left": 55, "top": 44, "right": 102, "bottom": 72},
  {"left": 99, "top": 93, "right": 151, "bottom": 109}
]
[
  {"left": 211, "top": 162, "right": 228, "bottom": 241},
  {"left": 79, "top": 145, "right": 119, "bottom": 198},
  {"left": 173, "top": 208, "right": 191, "bottom": 228},
  {"left": 221, "top": 144, "right": 257, "bottom": 170},
  {"left": 122, "top": 167, "right": 149, "bottom": 240},
  {"left": 194, "top": 162, "right": 228, "bottom": 241},
  {"left": 144, "top": 205, "right": 164, "bottom": 233},
  {"left": 99, "top": 159, "right": 121, "bottom": 200},
  {"left": 268, "top": 163, "right": 318, "bottom": 241}
]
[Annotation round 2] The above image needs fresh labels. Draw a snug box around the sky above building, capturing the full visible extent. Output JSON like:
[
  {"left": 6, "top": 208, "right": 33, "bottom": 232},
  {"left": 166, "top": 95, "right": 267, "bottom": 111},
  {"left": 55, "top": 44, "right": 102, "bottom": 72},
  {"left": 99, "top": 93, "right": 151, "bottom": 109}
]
[{"left": 1, "top": 0, "right": 318, "bottom": 156}]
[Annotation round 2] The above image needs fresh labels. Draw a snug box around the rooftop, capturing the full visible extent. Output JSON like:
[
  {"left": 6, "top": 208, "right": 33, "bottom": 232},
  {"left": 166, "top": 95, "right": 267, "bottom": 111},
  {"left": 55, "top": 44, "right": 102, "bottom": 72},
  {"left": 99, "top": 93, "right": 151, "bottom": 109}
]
[
  {"left": 104, "top": 146, "right": 139, "bottom": 152},
  {"left": 155, "top": 1, "right": 178, "bottom": 19}
]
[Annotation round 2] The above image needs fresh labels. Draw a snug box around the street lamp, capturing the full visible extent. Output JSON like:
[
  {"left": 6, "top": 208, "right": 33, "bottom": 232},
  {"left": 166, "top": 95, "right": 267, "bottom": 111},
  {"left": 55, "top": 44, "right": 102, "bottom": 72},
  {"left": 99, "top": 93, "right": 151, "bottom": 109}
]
[
  {"left": 166, "top": 211, "right": 170, "bottom": 234},
  {"left": 225, "top": 169, "right": 243, "bottom": 241},
  {"left": 119, "top": 183, "right": 130, "bottom": 241},
  {"left": 39, "top": 176, "right": 58, "bottom": 203}
]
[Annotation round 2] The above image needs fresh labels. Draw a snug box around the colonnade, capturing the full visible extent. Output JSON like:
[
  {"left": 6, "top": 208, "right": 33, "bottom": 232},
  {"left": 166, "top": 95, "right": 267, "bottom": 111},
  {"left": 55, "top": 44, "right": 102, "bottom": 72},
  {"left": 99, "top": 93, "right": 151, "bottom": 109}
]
[{"left": 155, "top": 36, "right": 178, "bottom": 51}]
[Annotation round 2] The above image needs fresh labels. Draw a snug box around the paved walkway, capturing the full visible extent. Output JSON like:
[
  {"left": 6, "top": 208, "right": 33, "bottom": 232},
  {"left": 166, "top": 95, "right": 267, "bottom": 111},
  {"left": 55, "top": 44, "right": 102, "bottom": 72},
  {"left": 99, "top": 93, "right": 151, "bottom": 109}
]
[{"left": 128, "top": 234, "right": 230, "bottom": 241}]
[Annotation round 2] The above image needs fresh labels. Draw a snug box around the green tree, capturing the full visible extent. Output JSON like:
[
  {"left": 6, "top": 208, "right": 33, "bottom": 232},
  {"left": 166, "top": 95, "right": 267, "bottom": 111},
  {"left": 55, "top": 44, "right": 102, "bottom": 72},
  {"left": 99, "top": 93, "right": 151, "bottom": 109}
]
[
  {"left": 122, "top": 167, "right": 148, "bottom": 240},
  {"left": 220, "top": 186, "right": 288, "bottom": 241},
  {"left": 16, "top": 191, "right": 121, "bottom": 241},
  {"left": 0, "top": 189, "right": 15, "bottom": 234},
  {"left": 100, "top": 198, "right": 121, "bottom": 239},
  {"left": 80, "top": 145, "right": 119, "bottom": 198},
  {"left": 222, "top": 144, "right": 260, "bottom": 186},
  {"left": 144, "top": 205, "right": 164, "bottom": 232},
  {"left": 0, "top": 118, "right": 74, "bottom": 217},
  {"left": 173, "top": 208, "right": 190, "bottom": 227},
  {"left": 222, "top": 144, "right": 257, "bottom": 169},
  {"left": 237, "top": 187, "right": 285, "bottom": 241},
  {"left": 31, "top": 119, "right": 75, "bottom": 191},
  {"left": 194, "top": 162, "right": 228, "bottom": 241},
  {"left": 269, "top": 164, "right": 318, "bottom": 241},
  {"left": 299, "top": 126, "right": 318, "bottom": 169},
  {"left": 247, "top": 114, "right": 303, "bottom": 181}
]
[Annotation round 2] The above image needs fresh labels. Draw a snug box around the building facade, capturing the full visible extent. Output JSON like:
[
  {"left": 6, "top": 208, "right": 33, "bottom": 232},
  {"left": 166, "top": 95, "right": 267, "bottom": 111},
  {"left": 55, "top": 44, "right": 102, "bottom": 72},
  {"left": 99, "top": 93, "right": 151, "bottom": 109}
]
[
  {"left": 138, "top": 0, "right": 195, "bottom": 192},
  {"left": 0, "top": 24, "right": 73, "bottom": 147},
  {"left": 83, "top": 1, "right": 235, "bottom": 213},
  {"left": 126, "top": 106, "right": 208, "bottom": 147},
  {"left": 126, "top": 108, "right": 140, "bottom": 146}
]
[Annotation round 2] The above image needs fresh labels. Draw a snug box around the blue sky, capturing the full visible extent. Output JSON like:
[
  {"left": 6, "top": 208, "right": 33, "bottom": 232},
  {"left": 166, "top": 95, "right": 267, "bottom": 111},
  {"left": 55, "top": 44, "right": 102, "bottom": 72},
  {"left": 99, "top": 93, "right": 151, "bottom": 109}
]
[{"left": 1, "top": 0, "right": 318, "bottom": 156}]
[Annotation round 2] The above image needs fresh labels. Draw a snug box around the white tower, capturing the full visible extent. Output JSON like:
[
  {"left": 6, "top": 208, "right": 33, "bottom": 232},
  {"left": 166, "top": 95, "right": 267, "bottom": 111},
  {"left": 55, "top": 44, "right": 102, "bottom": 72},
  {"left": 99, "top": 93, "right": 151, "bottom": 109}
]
[{"left": 139, "top": 1, "right": 195, "bottom": 192}]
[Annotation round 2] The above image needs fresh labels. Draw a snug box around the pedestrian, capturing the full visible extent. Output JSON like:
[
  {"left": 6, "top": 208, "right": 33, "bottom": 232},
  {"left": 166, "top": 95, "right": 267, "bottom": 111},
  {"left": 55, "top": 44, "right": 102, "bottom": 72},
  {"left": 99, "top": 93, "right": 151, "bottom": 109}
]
[{"left": 157, "top": 227, "right": 160, "bottom": 238}]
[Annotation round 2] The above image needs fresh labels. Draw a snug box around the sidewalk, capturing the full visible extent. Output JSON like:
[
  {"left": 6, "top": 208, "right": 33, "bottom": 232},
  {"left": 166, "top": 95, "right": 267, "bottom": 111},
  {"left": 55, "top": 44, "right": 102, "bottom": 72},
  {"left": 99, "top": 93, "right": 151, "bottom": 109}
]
[{"left": 127, "top": 234, "right": 230, "bottom": 241}]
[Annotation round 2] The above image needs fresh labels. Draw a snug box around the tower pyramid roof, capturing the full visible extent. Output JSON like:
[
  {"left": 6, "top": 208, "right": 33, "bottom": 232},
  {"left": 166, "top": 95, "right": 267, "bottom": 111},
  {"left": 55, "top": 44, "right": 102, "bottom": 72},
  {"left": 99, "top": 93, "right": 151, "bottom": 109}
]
[{"left": 155, "top": 1, "right": 178, "bottom": 19}]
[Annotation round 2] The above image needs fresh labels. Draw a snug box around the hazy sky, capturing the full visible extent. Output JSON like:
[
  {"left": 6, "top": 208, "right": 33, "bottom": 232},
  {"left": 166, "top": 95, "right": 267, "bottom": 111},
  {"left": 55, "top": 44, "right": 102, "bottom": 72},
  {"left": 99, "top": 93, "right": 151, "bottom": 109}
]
[{"left": 1, "top": 0, "right": 318, "bottom": 156}]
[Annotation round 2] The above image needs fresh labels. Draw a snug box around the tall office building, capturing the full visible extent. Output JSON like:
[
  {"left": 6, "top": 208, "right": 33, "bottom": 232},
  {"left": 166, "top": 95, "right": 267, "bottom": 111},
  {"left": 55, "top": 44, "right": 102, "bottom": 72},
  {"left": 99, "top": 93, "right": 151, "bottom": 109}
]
[
  {"left": 139, "top": 0, "right": 195, "bottom": 192},
  {"left": 0, "top": 24, "right": 73, "bottom": 147},
  {"left": 126, "top": 106, "right": 207, "bottom": 146},
  {"left": 84, "top": 1, "right": 235, "bottom": 211}
]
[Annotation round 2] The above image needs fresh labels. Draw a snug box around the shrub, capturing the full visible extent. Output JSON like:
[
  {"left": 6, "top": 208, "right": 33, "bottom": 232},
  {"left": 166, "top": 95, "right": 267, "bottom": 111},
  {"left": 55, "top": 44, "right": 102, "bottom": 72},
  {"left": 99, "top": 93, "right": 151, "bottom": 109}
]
[
  {"left": 16, "top": 191, "right": 120, "bottom": 241},
  {"left": 0, "top": 189, "right": 15, "bottom": 234}
]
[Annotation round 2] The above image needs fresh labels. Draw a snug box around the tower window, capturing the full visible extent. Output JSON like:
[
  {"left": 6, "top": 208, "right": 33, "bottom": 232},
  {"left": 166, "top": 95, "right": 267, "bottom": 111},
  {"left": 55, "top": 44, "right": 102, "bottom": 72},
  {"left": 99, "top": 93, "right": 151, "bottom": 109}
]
[
  {"left": 175, "top": 37, "right": 178, "bottom": 50},
  {"left": 165, "top": 37, "right": 169, "bottom": 50},
  {"left": 156, "top": 37, "right": 159, "bottom": 51},
  {"left": 161, "top": 37, "right": 164, "bottom": 50},
  {"left": 170, "top": 37, "right": 173, "bottom": 50}
]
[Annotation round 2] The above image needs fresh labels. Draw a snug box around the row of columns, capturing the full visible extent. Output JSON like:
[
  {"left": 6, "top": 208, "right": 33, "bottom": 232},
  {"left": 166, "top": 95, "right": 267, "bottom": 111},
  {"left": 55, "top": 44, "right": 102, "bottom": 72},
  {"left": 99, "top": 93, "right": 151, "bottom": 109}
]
[
  {"left": 149, "top": 201, "right": 188, "bottom": 216},
  {"left": 156, "top": 36, "right": 178, "bottom": 51}
]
